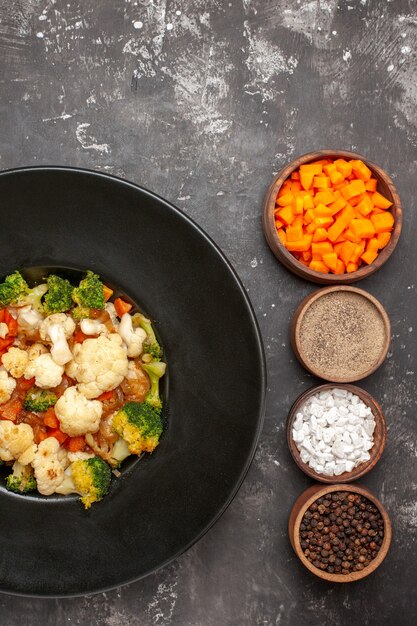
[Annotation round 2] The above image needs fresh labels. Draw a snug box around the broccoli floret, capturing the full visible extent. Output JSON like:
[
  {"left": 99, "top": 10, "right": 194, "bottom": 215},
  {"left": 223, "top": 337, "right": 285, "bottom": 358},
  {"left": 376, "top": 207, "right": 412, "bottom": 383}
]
[
  {"left": 72, "top": 271, "right": 105, "bottom": 311},
  {"left": 71, "top": 305, "right": 91, "bottom": 320},
  {"left": 16, "top": 283, "right": 48, "bottom": 312},
  {"left": 5, "top": 462, "right": 37, "bottom": 494},
  {"left": 0, "top": 271, "right": 29, "bottom": 307},
  {"left": 112, "top": 402, "right": 163, "bottom": 455},
  {"left": 132, "top": 313, "right": 162, "bottom": 360},
  {"left": 43, "top": 274, "right": 73, "bottom": 314},
  {"left": 56, "top": 457, "right": 111, "bottom": 509},
  {"left": 142, "top": 361, "right": 166, "bottom": 411},
  {"left": 24, "top": 387, "right": 57, "bottom": 412}
]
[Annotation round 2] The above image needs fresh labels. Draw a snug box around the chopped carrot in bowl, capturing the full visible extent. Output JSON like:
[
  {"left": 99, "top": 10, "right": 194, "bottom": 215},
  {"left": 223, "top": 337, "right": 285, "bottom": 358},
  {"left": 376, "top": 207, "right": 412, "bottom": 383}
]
[{"left": 274, "top": 158, "right": 394, "bottom": 275}]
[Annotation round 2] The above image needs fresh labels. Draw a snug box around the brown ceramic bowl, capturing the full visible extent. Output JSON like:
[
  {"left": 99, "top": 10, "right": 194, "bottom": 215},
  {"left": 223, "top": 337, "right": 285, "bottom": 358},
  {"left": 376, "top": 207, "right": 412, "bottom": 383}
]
[
  {"left": 262, "top": 149, "right": 402, "bottom": 284},
  {"left": 291, "top": 285, "right": 391, "bottom": 382},
  {"left": 287, "top": 383, "right": 387, "bottom": 483},
  {"left": 288, "top": 483, "right": 392, "bottom": 582}
]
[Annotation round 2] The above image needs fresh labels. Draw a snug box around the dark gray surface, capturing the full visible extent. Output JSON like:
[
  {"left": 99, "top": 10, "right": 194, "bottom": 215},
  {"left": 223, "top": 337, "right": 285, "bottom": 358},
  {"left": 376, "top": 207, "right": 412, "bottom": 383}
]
[{"left": 0, "top": 0, "right": 416, "bottom": 623}]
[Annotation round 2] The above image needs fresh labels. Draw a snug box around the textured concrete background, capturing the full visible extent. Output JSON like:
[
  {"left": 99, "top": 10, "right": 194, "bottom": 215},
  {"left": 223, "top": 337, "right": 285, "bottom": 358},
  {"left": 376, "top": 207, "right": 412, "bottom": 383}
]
[{"left": 0, "top": 0, "right": 416, "bottom": 624}]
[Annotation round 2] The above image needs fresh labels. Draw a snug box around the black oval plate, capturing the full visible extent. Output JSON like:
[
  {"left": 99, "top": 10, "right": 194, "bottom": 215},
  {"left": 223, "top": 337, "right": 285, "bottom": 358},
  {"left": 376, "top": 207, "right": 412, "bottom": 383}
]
[{"left": 0, "top": 167, "right": 266, "bottom": 597}]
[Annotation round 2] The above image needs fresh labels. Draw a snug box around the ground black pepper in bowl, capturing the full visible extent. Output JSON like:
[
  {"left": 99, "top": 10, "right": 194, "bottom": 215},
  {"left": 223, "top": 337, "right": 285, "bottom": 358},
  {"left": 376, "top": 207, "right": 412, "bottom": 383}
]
[
  {"left": 300, "top": 491, "right": 384, "bottom": 575},
  {"left": 292, "top": 286, "right": 391, "bottom": 383}
]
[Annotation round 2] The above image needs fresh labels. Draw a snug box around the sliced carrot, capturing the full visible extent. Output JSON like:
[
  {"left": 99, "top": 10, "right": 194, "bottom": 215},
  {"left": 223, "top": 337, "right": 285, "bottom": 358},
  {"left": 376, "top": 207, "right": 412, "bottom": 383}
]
[
  {"left": 323, "top": 163, "right": 337, "bottom": 177},
  {"left": 292, "top": 196, "right": 304, "bottom": 215},
  {"left": 285, "top": 235, "right": 313, "bottom": 252},
  {"left": 334, "top": 259, "right": 345, "bottom": 274},
  {"left": 322, "top": 252, "right": 338, "bottom": 272},
  {"left": 339, "top": 241, "right": 356, "bottom": 266},
  {"left": 312, "top": 228, "right": 328, "bottom": 243},
  {"left": 0, "top": 337, "right": 14, "bottom": 357},
  {"left": 361, "top": 250, "right": 378, "bottom": 265},
  {"left": 48, "top": 429, "right": 68, "bottom": 445},
  {"left": 376, "top": 232, "right": 391, "bottom": 249},
  {"left": 16, "top": 377, "right": 35, "bottom": 393},
  {"left": 97, "top": 389, "right": 116, "bottom": 402},
  {"left": 371, "top": 212, "right": 394, "bottom": 233},
  {"left": 349, "top": 218, "right": 375, "bottom": 239},
  {"left": 73, "top": 329, "right": 89, "bottom": 343},
  {"left": 44, "top": 408, "right": 59, "bottom": 429},
  {"left": 315, "top": 203, "right": 334, "bottom": 217},
  {"left": 303, "top": 194, "right": 315, "bottom": 210},
  {"left": 276, "top": 192, "right": 294, "bottom": 207},
  {"left": 103, "top": 285, "right": 114, "bottom": 302},
  {"left": 334, "top": 159, "right": 352, "bottom": 178},
  {"left": 66, "top": 436, "right": 86, "bottom": 452},
  {"left": 311, "top": 242, "right": 333, "bottom": 260},
  {"left": 276, "top": 206, "right": 294, "bottom": 226},
  {"left": 350, "top": 242, "right": 366, "bottom": 264},
  {"left": 114, "top": 298, "right": 133, "bottom": 318},
  {"left": 341, "top": 179, "right": 366, "bottom": 200},
  {"left": 365, "top": 178, "right": 378, "bottom": 192},
  {"left": 35, "top": 430, "right": 48, "bottom": 444},
  {"left": 357, "top": 195, "right": 374, "bottom": 216},
  {"left": 344, "top": 228, "right": 362, "bottom": 244},
  {"left": 309, "top": 260, "right": 329, "bottom": 273},
  {"left": 330, "top": 170, "right": 345, "bottom": 186},
  {"left": 300, "top": 163, "right": 322, "bottom": 175},
  {"left": 304, "top": 209, "right": 316, "bottom": 225},
  {"left": 350, "top": 159, "right": 372, "bottom": 181},
  {"left": 366, "top": 238, "right": 380, "bottom": 253},
  {"left": 314, "top": 190, "right": 335, "bottom": 206},
  {"left": 372, "top": 192, "right": 392, "bottom": 209},
  {"left": 313, "top": 176, "right": 331, "bottom": 189},
  {"left": 277, "top": 228, "right": 287, "bottom": 244},
  {"left": 0, "top": 398, "right": 23, "bottom": 422}
]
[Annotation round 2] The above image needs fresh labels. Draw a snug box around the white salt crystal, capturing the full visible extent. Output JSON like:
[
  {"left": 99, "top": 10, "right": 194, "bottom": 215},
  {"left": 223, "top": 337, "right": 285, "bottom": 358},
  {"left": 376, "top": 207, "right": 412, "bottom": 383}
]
[
  {"left": 311, "top": 403, "right": 324, "bottom": 418},
  {"left": 292, "top": 428, "right": 304, "bottom": 443},
  {"left": 292, "top": 388, "right": 376, "bottom": 477},
  {"left": 333, "top": 388, "right": 348, "bottom": 398}
]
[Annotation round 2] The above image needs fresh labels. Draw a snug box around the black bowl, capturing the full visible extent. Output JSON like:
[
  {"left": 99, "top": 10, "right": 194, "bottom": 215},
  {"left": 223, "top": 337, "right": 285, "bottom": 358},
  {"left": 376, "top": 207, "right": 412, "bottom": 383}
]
[{"left": 0, "top": 167, "right": 266, "bottom": 597}]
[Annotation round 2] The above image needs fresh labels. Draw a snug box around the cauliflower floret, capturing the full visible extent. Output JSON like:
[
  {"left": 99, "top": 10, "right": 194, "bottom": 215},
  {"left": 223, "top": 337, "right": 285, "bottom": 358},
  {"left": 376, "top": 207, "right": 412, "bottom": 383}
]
[
  {"left": 2, "top": 347, "right": 29, "bottom": 378},
  {"left": 0, "top": 322, "right": 8, "bottom": 339},
  {"left": 32, "top": 437, "right": 69, "bottom": 495},
  {"left": 67, "top": 450, "right": 95, "bottom": 463},
  {"left": 25, "top": 353, "right": 64, "bottom": 388},
  {"left": 55, "top": 386, "right": 103, "bottom": 436},
  {"left": 17, "top": 305, "right": 44, "bottom": 338},
  {"left": 80, "top": 318, "right": 107, "bottom": 336},
  {"left": 0, "top": 421, "right": 35, "bottom": 464},
  {"left": 118, "top": 313, "right": 147, "bottom": 358},
  {"left": 40, "top": 313, "right": 76, "bottom": 366},
  {"left": 66, "top": 334, "right": 128, "bottom": 399},
  {"left": 27, "top": 342, "right": 48, "bottom": 361},
  {"left": 0, "top": 370, "right": 17, "bottom": 404}
]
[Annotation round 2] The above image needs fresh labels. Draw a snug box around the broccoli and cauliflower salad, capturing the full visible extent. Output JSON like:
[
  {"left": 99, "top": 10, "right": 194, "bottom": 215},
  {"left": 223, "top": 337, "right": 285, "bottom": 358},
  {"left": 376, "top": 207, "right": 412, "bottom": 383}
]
[{"left": 0, "top": 270, "right": 166, "bottom": 508}]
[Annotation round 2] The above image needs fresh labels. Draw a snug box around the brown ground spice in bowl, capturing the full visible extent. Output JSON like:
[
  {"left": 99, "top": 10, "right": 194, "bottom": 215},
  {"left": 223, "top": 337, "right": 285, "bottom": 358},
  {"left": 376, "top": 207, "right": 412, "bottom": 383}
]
[{"left": 297, "top": 290, "right": 389, "bottom": 382}]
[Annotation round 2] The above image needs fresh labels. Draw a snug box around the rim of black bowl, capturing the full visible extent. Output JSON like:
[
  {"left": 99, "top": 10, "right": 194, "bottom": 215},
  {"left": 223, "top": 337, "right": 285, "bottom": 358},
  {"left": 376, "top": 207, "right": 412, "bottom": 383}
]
[{"left": 0, "top": 165, "right": 267, "bottom": 598}]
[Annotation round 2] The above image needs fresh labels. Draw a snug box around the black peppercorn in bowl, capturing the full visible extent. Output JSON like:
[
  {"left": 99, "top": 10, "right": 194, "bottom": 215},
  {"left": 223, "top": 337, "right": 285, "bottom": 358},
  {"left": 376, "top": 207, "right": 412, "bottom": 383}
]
[{"left": 288, "top": 483, "right": 392, "bottom": 582}]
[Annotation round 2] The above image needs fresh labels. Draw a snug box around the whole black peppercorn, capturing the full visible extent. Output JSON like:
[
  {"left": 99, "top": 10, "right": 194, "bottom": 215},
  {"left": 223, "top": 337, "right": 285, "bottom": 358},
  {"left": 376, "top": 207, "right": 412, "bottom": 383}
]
[{"left": 299, "top": 491, "right": 384, "bottom": 576}]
